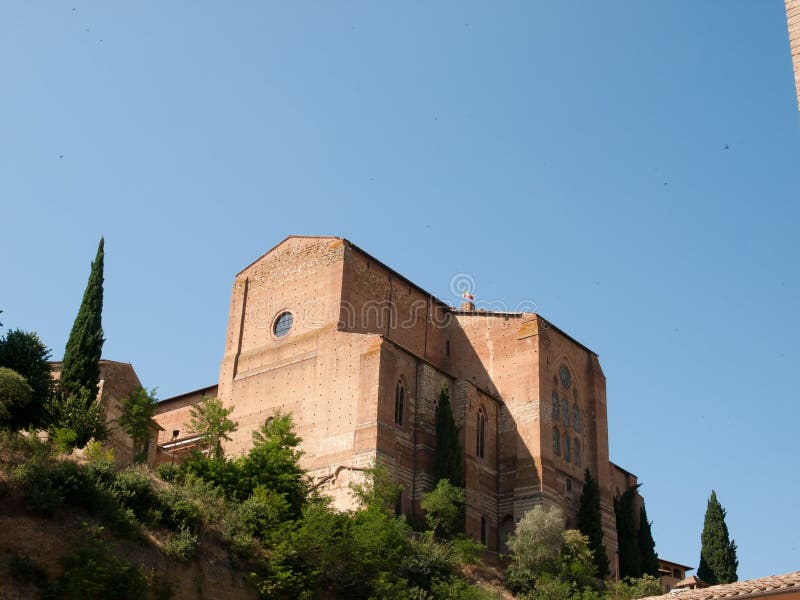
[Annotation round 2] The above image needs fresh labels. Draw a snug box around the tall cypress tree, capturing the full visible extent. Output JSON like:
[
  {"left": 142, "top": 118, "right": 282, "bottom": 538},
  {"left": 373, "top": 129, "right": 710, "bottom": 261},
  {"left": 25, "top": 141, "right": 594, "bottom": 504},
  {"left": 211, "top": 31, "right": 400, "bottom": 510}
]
[
  {"left": 697, "top": 491, "right": 738, "bottom": 585},
  {"left": 60, "top": 238, "right": 105, "bottom": 396},
  {"left": 614, "top": 485, "right": 642, "bottom": 578},
  {"left": 434, "top": 383, "right": 463, "bottom": 488},
  {"left": 578, "top": 468, "right": 610, "bottom": 577},
  {"left": 638, "top": 503, "right": 660, "bottom": 577}
]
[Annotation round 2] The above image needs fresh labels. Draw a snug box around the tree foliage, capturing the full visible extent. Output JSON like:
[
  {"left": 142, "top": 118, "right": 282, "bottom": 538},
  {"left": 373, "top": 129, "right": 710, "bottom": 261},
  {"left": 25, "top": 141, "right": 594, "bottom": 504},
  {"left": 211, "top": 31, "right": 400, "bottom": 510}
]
[
  {"left": 697, "top": 490, "right": 738, "bottom": 585},
  {"left": 421, "top": 478, "right": 466, "bottom": 539},
  {"left": 0, "top": 367, "right": 33, "bottom": 423},
  {"left": 46, "top": 387, "right": 109, "bottom": 450},
  {"left": 60, "top": 238, "right": 105, "bottom": 397},
  {"left": 614, "top": 485, "right": 641, "bottom": 579},
  {"left": 637, "top": 504, "right": 659, "bottom": 577},
  {"left": 116, "top": 386, "right": 157, "bottom": 463},
  {"left": 187, "top": 395, "right": 237, "bottom": 459},
  {"left": 508, "top": 505, "right": 566, "bottom": 575},
  {"left": 605, "top": 575, "right": 662, "bottom": 600},
  {"left": 578, "top": 468, "right": 610, "bottom": 578},
  {"left": 0, "top": 329, "right": 53, "bottom": 428},
  {"left": 434, "top": 383, "right": 463, "bottom": 488},
  {"left": 505, "top": 505, "right": 601, "bottom": 598}
]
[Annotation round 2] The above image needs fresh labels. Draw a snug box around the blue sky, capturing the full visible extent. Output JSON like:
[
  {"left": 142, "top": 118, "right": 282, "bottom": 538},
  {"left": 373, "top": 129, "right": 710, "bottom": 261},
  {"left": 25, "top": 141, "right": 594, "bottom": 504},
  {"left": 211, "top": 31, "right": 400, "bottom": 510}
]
[{"left": 2, "top": 1, "right": 798, "bottom": 580}]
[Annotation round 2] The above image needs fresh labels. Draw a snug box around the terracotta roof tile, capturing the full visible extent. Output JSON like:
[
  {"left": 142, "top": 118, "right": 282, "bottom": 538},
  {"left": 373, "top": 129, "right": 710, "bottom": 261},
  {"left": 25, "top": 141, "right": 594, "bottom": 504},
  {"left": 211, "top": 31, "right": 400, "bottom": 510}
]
[{"left": 642, "top": 572, "right": 800, "bottom": 600}]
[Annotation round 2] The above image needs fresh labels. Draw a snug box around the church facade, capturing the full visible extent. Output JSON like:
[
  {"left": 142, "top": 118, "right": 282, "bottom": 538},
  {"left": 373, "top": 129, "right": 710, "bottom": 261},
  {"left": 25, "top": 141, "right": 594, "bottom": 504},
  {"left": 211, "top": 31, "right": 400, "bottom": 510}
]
[{"left": 154, "top": 235, "right": 639, "bottom": 571}]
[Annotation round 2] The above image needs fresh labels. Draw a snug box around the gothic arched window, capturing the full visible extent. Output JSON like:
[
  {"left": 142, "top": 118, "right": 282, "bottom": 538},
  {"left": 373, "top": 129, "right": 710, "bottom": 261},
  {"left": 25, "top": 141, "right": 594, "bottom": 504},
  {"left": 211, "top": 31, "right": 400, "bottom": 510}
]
[
  {"left": 563, "top": 432, "right": 571, "bottom": 462},
  {"left": 562, "top": 397, "right": 570, "bottom": 428},
  {"left": 553, "top": 426, "right": 561, "bottom": 456},
  {"left": 572, "top": 404, "right": 580, "bottom": 433},
  {"left": 394, "top": 381, "right": 405, "bottom": 426},
  {"left": 476, "top": 408, "right": 486, "bottom": 459}
]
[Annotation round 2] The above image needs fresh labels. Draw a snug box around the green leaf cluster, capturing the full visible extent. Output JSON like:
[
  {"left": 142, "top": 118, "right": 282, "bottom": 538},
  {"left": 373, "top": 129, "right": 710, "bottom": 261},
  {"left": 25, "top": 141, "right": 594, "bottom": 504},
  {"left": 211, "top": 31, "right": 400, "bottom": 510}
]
[
  {"left": 187, "top": 395, "right": 237, "bottom": 460},
  {"left": 0, "top": 329, "right": 53, "bottom": 428},
  {"left": 116, "top": 386, "right": 158, "bottom": 463}
]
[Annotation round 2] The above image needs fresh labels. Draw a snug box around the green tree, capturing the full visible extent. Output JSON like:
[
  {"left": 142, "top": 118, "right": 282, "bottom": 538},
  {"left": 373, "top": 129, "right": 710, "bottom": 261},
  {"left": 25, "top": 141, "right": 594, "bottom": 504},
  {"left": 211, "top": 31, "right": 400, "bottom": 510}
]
[
  {"left": 506, "top": 505, "right": 602, "bottom": 597},
  {"left": 434, "top": 383, "right": 463, "bottom": 488},
  {"left": 45, "top": 386, "right": 109, "bottom": 449},
  {"left": 507, "top": 505, "right": 566, "bottom": 575},
  {"left": 420, "top": 478, "right": 465, "bottom": 538},
  {"left": 614, "top": 485, "right": 642, "bottom": 578},
  {"left": 0, "top": 367, "right": 33, "bottom": 423},
  {"left": 578, "top": 468, "right": 610, "bottom": 578},
  {"left": 637, "top": 504, "right": 659, "bottom": 577},
  {"left": 0, "top": 329, "right": 54, "bottom": 428},
  {"left": 697, "top": 490, "right": 738, "bottom": 585},
  {"left": 60, "top": 238, "right": 105, "bottom": 396},
  {"left": 116, "top": 386, "right": 158, "bottom": 463},
  {"left": 240, "top": 412, "right": 307, "bottom": 516},
  {"left": 187, "top": 395, "right": 237, "bottom": 459},
  {"left": 350, "top": 462, "right": 402, "bottom": 514}
]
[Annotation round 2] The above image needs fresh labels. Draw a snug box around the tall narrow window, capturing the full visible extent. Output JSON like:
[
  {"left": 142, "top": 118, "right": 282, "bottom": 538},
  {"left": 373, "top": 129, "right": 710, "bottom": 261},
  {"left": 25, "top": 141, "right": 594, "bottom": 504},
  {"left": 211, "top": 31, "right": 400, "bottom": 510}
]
[
  {"left": 394, "top": 381, "right": 404, "bottom": 426},
  {"left": 573, "top": 438, "right": 581, "bottom": 467},
  {"left": 562, "top": 398, "right": 570, "bottom": 427},
  {"left": 572, "top": 404, "right": 581, "bottom": 432},
  {"left": 563, "top": 432, "right": 571, "bottom": 462},
  {"left": 552, "top": 392, "right": 560, "bottom": 422},
  {"left": 480, "top": 516, "right": 487, "bottom": 545},
  {"left": 553, "top": 426, "right": 561, "bottom": 456},
  {"left": 476, "top": 408, "right": 486, "bottom": 459}
]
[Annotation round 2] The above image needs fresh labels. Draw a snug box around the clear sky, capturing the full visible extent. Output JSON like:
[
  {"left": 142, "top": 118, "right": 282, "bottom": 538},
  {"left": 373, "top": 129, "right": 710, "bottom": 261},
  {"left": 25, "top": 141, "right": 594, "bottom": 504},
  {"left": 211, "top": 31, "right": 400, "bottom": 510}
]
[{"left": 2, "top": 1, "right": 798, "bottom": 581}]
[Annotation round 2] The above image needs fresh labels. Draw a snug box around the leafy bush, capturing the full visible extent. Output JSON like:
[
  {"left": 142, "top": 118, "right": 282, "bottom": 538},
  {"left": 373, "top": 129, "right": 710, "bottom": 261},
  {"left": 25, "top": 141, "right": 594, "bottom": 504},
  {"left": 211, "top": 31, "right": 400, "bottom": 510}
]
[
  {"left": 85, "top": 441, "right": 116, "bottom": 485},
  {"left": 155, "top": 463, "right": 181, "bottom": 483},
  {"left": 45, "top": 387, "right": 108, "bottom": 450},
  {"left": 604, "top": 575, "right": 662, "bottom": 600},
  {"left": 0, "top": 329, "right": 53, "bottom": 429},
  {"left": 52, "top": 427, "right": 78, "bottom": 454},
  {"left": 16, "top": 457, "right": 91, "bottom": 516},
  {"left": 108, "top": 467, "right": 156, "bottom": 520},
  {"left": 41, "top": 528, "right": 149, "bottom": 600},
  {"left": 0, "top": 366, "right": 33, "bottom": 424},
  {"left": 163, "top": 525, "right": 199, "bottom": 561},
  {"left": 421, "top": 479, "right": 466, "bottom": 539},
  {"left": 401, "top": 533, "right": 455, "bottom": 590}
]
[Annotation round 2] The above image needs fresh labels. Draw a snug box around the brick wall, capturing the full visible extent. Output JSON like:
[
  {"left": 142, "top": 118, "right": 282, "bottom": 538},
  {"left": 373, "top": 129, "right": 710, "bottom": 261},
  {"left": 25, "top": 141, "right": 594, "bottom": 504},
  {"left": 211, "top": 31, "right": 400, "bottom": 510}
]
[{"left": 788, "top": 0, "right": 800, "bottom": 109}]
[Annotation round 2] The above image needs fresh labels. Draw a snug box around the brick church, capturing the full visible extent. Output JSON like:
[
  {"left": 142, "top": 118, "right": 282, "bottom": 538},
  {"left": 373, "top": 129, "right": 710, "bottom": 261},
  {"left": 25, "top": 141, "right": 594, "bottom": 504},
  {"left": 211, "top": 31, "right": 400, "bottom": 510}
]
[{"left": 153, "top": 235, "right": 642, "bottom": 571}]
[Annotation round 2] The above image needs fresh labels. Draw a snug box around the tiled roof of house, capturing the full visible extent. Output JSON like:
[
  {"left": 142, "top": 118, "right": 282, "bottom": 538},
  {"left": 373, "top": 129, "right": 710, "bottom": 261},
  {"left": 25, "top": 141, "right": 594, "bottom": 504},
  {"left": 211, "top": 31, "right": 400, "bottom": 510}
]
[
  {"left": 643, "top": 572, "right": 800, "bottom": 600},
  {"left": 674, "top": 576, "right": 709, "bottom": 589}
]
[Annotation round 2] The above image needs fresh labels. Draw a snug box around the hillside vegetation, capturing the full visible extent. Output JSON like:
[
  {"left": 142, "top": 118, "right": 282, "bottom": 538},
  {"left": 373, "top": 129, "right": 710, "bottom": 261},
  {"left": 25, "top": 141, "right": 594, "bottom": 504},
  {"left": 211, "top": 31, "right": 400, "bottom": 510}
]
[{"left": 0, "top": 420, "right": 507, "bottom": 600}]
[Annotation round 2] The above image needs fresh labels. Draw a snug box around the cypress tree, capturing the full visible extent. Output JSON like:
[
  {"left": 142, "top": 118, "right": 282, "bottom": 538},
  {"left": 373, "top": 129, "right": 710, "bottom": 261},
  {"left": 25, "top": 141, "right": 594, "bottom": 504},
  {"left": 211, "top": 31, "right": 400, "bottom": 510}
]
[
  {"left": 434, "top": 383, "right": 463, "bottom": 488},
  {"left": 60, "top": 238, "right": 105, "bottom": 396},
  {"left": 578, "top": 468, "right": 610, "bottom": 577},
  {"left": 614, "top": 485, "right": 642, "bottom": 578},
  {"left": 638, "top": 503, "right": 660, "bottom": 577},
  {"left": 697, "top": 491, "right": 738, "bottom": 585}
]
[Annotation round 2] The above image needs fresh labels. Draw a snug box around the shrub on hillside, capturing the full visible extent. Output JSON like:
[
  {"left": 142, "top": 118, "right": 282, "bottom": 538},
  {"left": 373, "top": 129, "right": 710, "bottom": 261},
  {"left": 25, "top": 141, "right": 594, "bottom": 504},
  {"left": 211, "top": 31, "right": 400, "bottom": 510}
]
[
  {"left": 0, "top": 367, "right": 33, "bottom": 424},
  {"left": 41, "top": 527, "right": 149, "bottom": 600},
  {"left": 163, "top": 525, "right": 199, "bottom": 561}
]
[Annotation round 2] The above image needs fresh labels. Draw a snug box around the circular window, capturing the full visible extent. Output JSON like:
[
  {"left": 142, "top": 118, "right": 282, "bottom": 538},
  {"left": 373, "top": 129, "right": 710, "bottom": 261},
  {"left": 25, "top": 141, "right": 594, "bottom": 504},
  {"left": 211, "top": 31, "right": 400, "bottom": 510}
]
[{"left": 273, "top": 311, "right": 294, "bottom": 338}]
